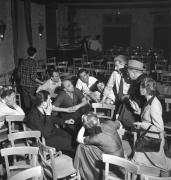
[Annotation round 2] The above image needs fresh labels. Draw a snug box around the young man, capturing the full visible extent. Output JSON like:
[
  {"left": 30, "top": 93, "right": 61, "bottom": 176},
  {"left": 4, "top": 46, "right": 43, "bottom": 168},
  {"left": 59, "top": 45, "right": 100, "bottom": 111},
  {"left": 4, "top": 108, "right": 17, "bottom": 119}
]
[
  {"left": 36, "top": 70, "right": 61, "bottom": 98},
  {"left": 18, "top": 47, "right": 43, "bottom": 113},
  {"left": 76, "top": 69, "right": 97, "bottom": 101}
]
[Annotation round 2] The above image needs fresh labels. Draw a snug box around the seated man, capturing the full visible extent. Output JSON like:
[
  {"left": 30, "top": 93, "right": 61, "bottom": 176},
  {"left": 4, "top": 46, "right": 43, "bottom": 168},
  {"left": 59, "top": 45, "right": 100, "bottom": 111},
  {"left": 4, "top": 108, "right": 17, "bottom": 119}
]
[
  {"left": 76, "top": 69, "right": 97, "bottom": 101},
  {"left": 53, "top": 79, "right": 90, "bottom": 132},
  {"left": 36, "top": 70, "right": 61, "bottom": 99}
]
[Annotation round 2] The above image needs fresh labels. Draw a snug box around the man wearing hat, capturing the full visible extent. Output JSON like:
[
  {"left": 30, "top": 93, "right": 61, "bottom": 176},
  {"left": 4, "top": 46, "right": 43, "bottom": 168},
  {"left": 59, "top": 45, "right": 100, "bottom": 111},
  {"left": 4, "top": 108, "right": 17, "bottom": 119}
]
[{"left": 118, "top": 60, "right": 147, "bottom": 130}]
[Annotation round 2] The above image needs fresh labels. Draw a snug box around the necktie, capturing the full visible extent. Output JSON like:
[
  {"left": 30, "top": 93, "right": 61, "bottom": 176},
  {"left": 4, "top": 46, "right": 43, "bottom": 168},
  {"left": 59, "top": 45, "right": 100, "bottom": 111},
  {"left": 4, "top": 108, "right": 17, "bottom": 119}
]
[{"left": 118, "top": 77, "right": 123, "bottom": 99}]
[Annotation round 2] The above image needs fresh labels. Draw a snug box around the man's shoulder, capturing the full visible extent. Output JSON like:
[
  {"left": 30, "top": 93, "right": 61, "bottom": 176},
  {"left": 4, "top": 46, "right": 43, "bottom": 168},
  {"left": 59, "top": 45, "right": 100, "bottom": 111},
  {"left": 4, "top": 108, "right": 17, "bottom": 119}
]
[{"left": 89, "top": 76, "right": 97, "bottom": 82}]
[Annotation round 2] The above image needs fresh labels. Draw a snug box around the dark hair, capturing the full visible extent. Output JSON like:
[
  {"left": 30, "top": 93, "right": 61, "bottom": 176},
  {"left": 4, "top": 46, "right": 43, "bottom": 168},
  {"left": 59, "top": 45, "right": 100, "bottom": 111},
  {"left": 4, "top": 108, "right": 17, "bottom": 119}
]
[
  {"left": 27, "top": 47, "right": 37, "bottom": 57},
  {"left": 49, "top": 69, "right": 59, "bottom": 77},
  {"left": 82, "top": 112, "right": 99, "bottom": 129},
  {"left": 140, "top": 77, "right": 157, "bottom": 95},
  {"left": 35, "top": 90, "right": 50, "bottom": 106},
  {"left": 77, "top": 69, "right": 88, "bottom": 78},
  {"left": 0, "top": 86, "right": 15, "bottom": 99},
  {"left": 90, "top": 80, "right": 105, "bottom": 92}
]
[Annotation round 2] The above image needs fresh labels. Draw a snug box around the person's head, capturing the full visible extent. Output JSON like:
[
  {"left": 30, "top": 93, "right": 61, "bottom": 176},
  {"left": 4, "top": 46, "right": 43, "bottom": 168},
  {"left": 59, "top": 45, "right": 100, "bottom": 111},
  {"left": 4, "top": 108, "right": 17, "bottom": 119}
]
[
  {"left": 140, "top": 77, "right": 157, "bottom": 96},
  {"left": 77, "top": 69, "right": 89, "bottom": 84},
  {"left": 82, "top": 112, "right": 100, "bottom": 129},
  {"left": 35, "top": 90, "right": 51, "bottom": 109},
  {"left": 50, "top": 70, "right": 60, "bottom": 83},
  {"left": 27, "top": 47, "right": 37, "bottom": 58},
  {"left": 62, "top": 79, "right": 74, "bottom": 93},
  {"left": 0, "top": 86, "right": 16, "bottom": 105},
  {"left": 127, "top": 60, "right": 145, "bottom": 80},
  {"left": 114, "top": 55, "right": 127, "bottom": 71},
  {"left": 96, "top": 80, "right": 105, "bottom": 92}
]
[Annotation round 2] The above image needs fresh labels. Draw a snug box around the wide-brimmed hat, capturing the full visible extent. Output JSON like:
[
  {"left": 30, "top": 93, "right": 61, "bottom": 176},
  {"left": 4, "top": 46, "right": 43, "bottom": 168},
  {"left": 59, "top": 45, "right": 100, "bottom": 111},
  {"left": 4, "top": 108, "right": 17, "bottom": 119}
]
[{"left": 127, "top": 60, "right": 145, "bottom": 71}]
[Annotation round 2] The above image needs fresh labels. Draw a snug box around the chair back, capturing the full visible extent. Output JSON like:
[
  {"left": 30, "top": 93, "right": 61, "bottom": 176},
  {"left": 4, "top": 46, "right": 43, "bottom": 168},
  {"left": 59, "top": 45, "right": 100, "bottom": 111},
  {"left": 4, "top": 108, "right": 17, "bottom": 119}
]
[
  {"left": 8, "top": 166, "right": 42, "bottom": 180},
  {"left": 6, "top": 115, "right": 26, "bottom": 134},
  {"left": 92, "top": 103, "right": 115, "bottom": 120},
  {"left": 1, "top": 146, "right": 39, "bottom": 178},
  {"left": 8, "top": 130, "right": 41, "bottom": 147},
  {"left": 0, "top": 116, "right": 8, "bottom": 143},
  {"left": 102, "top": 154, "right": 138, "bottom": 180},
  {"left": 142, "top": 175, "right": 171, "bottom": 180},
  {"left": 38, "top": 140, "right": 79, "bottom": 180}
]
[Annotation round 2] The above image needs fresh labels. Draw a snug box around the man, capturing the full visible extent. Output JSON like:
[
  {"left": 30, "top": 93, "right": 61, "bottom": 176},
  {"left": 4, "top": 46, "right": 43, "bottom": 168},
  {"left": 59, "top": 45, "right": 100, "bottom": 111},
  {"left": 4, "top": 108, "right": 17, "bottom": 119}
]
[
  {"left": 103, "top": 55, "right": 131, "bottom": 104},
  {"left": 76, "top": 69, "right": 97, "bottom": 101},
  {"left": 118, "top": 60, "right": 147, "bottom": 129},
  {"left": 36, "top": 70, "right": 61, "bottom": 99},
  {"left": 53, "top": 79, "right": 89, "bottom": 123},
  {"left": 18, "top": 47, "right": 43, "bottom": 113}
]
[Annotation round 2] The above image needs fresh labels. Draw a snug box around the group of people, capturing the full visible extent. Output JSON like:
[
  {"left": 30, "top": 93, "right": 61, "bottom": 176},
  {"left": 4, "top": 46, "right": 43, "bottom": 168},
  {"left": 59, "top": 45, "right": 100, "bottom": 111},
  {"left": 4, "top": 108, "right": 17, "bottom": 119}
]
[{"left": 0, "top": 46, "right": 171, "bottom": 179}]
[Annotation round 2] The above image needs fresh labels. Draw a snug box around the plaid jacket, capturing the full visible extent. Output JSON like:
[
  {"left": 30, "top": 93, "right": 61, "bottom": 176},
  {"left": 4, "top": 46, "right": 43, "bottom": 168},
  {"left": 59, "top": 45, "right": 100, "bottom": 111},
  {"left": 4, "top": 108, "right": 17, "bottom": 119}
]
[{"left": 18, "top": 57, "right": 38, "bottom": 88}]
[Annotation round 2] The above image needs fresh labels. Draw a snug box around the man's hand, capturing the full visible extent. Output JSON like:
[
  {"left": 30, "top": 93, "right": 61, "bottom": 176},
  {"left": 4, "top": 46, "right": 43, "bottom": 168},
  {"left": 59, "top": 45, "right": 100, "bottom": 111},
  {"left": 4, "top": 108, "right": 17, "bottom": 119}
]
[{"left": 65, "top": 119, "right": 75, "bottom": 125}]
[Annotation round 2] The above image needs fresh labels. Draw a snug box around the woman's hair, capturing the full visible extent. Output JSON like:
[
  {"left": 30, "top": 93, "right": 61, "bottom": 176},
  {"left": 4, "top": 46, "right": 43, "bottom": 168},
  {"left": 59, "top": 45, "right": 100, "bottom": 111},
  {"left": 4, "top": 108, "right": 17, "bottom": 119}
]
[
  {"left": 140, "top": 77, "right": 157, "bottom": 95},
  {"left": 82, "top": 112, "right": 99, "bottom": 129},
  {"left": 90, "top": 80, "right": 105, "bottom": 92},
  {"left": 27, "top": 47, "right": 37, "bottom": 56},
  {"left": 0, "top": 86, "right": 15, "bottom": 99},
  {"left": 114, "top": 55, "right": 127, "bottom": 65},
  {"left": 35, "top": 90, "right": 50, "bottom": 106}
]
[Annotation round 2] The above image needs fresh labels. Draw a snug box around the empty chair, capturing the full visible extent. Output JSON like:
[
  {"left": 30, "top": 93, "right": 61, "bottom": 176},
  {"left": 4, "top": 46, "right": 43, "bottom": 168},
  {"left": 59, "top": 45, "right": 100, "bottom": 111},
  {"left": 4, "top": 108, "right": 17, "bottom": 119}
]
[
  {"left": 8, "top": 166, "right": 42, "bottom": 180},
  {"left": 38, "top": 140, "right": 80, "bottom": 180},
  {"left": 6, "top": 115, "right": 26, "bottom": 134},
  {"left": 92, "top": 103, "right": 115, "bottom": 120},
  {"left": 0, "top": 146, "right": 39, "bottom": 178},
  {"left": 106, "top": 61, "right": 115, "bottom": 73},
  {"left": 0, "top": 116, "right": 8, "bottom": 143},
  {"left": 46, "top": 57, "right": 56, "bottom": 70},
  {"left": 102, "top": 154, "right": 138, "bottom": 180}
]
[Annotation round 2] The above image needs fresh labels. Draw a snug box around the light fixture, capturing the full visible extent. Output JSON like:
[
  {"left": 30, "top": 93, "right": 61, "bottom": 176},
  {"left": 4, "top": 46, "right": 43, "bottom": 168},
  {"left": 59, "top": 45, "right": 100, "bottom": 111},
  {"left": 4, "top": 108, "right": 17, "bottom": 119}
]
[
  {"left": 0, "top": 20, "right": 6, "bottom": 40},
  {"left": 38, "top": 24, "right": 43, "bottom": 38}
]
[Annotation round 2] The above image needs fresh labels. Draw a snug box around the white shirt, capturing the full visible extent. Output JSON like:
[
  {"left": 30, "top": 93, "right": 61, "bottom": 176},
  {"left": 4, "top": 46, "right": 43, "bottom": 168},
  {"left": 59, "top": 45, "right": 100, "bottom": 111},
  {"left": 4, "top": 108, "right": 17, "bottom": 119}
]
[
  {"left": 76, "top": 76, "right": 97, "bottom": 95},
  {"left": 104, "top": 71, "right": 130, "bottom": 101},
  {"left": 0, "top": 99, "right": 25, "bottom": 117},
  {"left": 37, "top": 79, "right": 61, "bottom": 98}
]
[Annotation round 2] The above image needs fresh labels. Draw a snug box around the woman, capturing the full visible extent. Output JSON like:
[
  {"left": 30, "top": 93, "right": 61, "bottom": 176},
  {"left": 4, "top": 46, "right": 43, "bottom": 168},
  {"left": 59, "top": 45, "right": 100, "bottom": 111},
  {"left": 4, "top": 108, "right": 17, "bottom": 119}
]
[
  {"left": 25, "top": 90, "right": 75, "bottom": 152},
  {"left": 90, "top": 80, "right": 115, "bottom": 104},
  {"left": 130, "top": 77, "right": 169, "bottom": 172},
  {"left": 74, "top": 112, "right": 124, "bottom": 180}
]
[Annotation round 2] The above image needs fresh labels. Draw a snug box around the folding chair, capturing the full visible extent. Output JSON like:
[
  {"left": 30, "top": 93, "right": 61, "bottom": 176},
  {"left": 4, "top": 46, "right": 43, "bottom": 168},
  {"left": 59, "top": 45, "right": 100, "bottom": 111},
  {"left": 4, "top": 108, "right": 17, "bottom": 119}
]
[
  {"left": 92, "top": 103, "right": 115, "bottom": 120},
  {"left": 102, "top": 154, "right": 138, "bottom": 180},
  {"left": 0, "top": 146, "right": 39, "bottom": 178},
  {"left": 8, "top": 166, "right": 42, "bottom": 180},
  {"left": 38, "top": 140, "right": 80, "bottom": 180}
]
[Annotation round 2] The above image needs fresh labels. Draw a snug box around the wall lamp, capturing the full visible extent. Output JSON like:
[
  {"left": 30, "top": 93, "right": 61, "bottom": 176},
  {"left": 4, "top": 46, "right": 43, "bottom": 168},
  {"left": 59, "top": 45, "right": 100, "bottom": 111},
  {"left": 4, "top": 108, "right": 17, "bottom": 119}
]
[
  {"left": 0, "top": 20, "right": 6, "bottom": 40},
  {"left": 38, "top": 24, "right": 43, "bottom": 38}
]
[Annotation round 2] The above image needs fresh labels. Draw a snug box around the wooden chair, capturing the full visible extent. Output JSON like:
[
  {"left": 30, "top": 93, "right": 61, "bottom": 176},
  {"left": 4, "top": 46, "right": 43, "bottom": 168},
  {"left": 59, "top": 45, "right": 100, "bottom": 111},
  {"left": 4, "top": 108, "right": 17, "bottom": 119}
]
[
  {"left": 106, "top": 61, "right": 115, "bottom": 73},
  {"left": 0, "top": 146, "right": 39, "bottom": 178},
  {"left": 92, "top": 103, "right": 115, "bottom": 120},
  {"left": 46, "top": 57, "right": 56, "bottom": 70},
  {"left": 92, "top": 68, "right": 108, "bottom": 78},
  {"left": 38, "top": 140, "right": 79, "bottom": 180},
  {"left": 92, "top": 59, "right": 104, "bottom": 69},
  {"left": 160, "top": 72, "right": 171, "bottom": 85},
  {"left": 6, "top": 115, "right": 26, "bottom": 134},
  {"left": 8, "top": 130, "right": 41, "bottom": 147},
  {"left": 165, "top": 98, "right": 171, "bottom": 113},
  {"left": 102, "top": 154, "right": 138, "bottom": 180},
  {"left": 8, "top": 166, "right": 42, "bottom": 180}
]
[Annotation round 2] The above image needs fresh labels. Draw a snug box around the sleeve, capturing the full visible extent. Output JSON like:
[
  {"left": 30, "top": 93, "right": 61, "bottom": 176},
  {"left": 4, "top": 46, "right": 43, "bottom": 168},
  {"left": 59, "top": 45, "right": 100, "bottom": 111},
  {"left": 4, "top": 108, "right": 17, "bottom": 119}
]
[
  {"left": 75, "top": 88, "right": 84, "bottom": 100},
  {"left": 53, "top": 92, "right": 64, "bottom": 107},
  {"left": 36, "top": 81, "right": 48, "bottom": 92},
  {"left": 76, "top": 79, "right": 83, "bottom": 91}
]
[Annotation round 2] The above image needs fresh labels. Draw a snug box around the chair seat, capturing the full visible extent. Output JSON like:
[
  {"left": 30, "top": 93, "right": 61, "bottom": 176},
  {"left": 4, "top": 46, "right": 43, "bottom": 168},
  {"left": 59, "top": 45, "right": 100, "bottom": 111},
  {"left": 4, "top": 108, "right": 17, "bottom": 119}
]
[{"left": 52, "top": 154, "right": 76, "bottom": 178}]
